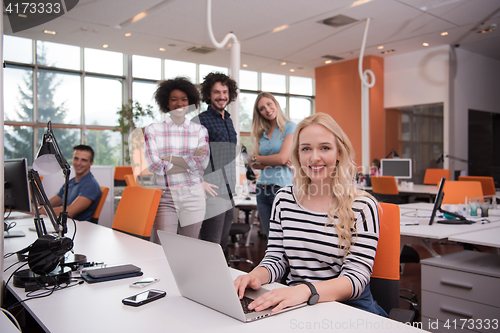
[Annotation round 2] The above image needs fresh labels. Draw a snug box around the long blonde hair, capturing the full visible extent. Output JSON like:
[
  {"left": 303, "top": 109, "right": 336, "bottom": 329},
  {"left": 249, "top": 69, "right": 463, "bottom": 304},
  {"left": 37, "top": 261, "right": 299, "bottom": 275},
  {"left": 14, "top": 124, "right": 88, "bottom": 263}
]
[
  {"left": 291, "top": 113, "right": 372, "bottom": 255},
  {"left": 251, "top": 92, "right": 290, "bottom": 146}
]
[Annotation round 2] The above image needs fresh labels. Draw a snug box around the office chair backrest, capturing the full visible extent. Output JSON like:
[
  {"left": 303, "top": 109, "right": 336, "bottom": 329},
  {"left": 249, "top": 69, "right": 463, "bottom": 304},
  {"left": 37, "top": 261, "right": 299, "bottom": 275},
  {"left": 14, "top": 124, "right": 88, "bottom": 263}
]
[
  {"left": 112, "top": 186, "right": 162, "bottom": 238},
  {"left": 442, "top": 180, "right": 483, "bottom": 204},
  {"left": 124, "top": 174, "right": 138, "bottom": 186},
  {"left": 90, "top": 186, "right": 109, "bottom": 224},
  {"left": 371, "top": 176, "right": 399, "bottom": 195},
  {"left": 458, "top": 176, "right": 496, "bottom": 199},
  {"left": 371, "top": 203, "right": 400, "bottom": 315},
  {"left": 423, "top": 168, "right": 450, "bottom": 185},
  {"left": 114, "top": 166, "right": 134, "bottom": 186}
]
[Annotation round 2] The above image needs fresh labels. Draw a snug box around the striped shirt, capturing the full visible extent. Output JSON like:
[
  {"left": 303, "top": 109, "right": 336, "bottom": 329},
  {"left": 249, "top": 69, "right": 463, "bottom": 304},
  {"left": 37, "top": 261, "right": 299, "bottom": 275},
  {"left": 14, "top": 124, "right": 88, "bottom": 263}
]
[
  {"left": 144, "top": 117, "right": 210, "bottom": 188},
  {"left": 258, "top": 186, "right": 379, "bottom": 299}
]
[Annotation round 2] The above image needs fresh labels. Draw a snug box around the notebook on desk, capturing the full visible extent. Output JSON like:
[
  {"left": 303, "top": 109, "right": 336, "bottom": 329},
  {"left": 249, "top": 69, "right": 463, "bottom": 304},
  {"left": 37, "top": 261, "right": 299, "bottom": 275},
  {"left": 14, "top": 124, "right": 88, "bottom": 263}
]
[{"left": 157, "top": 230, "right": 306, "bottom": 322}]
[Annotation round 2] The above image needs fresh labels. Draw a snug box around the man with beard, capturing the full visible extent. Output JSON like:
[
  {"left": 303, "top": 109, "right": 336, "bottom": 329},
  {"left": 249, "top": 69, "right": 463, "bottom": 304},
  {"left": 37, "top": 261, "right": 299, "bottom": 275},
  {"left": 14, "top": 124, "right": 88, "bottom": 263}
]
[{"left": 194, "top": 72, "right": 238, "bottom": 260}]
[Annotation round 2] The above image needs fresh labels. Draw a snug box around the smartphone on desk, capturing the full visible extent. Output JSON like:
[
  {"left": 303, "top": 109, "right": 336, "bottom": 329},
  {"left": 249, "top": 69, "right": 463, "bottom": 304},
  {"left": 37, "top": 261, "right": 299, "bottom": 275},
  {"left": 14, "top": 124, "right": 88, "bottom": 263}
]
[{"left": 122, "top": 289, "right": 166, "bottom": 307}]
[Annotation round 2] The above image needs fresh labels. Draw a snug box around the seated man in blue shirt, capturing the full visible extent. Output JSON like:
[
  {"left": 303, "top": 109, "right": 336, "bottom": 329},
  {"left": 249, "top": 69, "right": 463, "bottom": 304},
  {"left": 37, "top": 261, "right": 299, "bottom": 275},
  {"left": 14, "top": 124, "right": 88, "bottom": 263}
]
[{"left": 40, "top": 145, "right": 101, "bottom": 222}]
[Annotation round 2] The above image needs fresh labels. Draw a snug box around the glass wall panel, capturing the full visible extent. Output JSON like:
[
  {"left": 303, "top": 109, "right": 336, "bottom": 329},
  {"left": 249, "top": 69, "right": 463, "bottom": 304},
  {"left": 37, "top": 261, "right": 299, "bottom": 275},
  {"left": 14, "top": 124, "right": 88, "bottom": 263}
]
[
  {"left": 4, "top": 125, "right": 34, "bottom": 165},
  {"left": 239, "top": 70, "right": 258, "bottom": 91},
  {"left": 37, "top": 41, "right": 80, "bottom": 70},
  {"left": 84, "top": 76, "right": 122, "bottom": 126},
  {"left": 165, "top": 59, "right": 196, "bottom": 82},
  {"left": 86, "top": 129, "right": 121, "bottom": 166},
  {"left": 4, "top": 66, "right": 33, "bottom": 122},
  {"left": 289, "top": 76, "right": 313, "bottom": 95},
  {"left": 199, "top": 64, "right": 228, "bottom": 82},
  {"left": 3, "top": 35, "right": 32, "bottom": 64},
  {"left": 132, "top": 55, "right": 161, "bottom": 80},
  {"left": 38, "top": 70, "right": 81, "bottom": 124},
  {"left": 132, "top": 80, "right": 161, "bottom": 125},
  {"left": 84, "top": 48, "right": 123, "bottom": 76},
  {"left": 37, "top": 127, "right": 81, "bottom": 163},
  {"left": 274, "top": 95, "right": 287, "bottom": 116},
  {"left": 261, "top": 73, "right": 286, "bottom": 94},
  {"left": 289, "top": 96, "right": 311, "bottom": 124},
  {"left": 239, "top": 92, "right": 257, "bottom": 133}
]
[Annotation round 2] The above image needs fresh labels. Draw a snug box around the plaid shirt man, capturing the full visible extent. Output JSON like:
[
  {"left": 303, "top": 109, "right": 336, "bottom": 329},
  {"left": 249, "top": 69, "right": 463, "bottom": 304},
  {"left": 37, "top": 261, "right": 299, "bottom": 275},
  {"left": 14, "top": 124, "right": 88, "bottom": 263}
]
[
  {"left": 192, "top": 106, "right": 238, "bottom": 196},
  {"left": 144, "top": 117, "right": 209, "bottom": 188}
]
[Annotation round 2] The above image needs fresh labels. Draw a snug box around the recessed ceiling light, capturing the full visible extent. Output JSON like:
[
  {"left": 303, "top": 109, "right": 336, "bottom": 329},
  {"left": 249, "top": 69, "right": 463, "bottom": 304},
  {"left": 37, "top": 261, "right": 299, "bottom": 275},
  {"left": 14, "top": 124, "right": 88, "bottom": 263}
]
[
  {"left": 440, "top": 32, "right": 448, "bottom": 36},
  {"left": 289, "top": 69, "right": 295, "bottom": 72},
  {"left": 325, "top": 60, "right": 332, "bottom": 64},
  {"left": 44, "top": 30, "right": 56, "bottom": 35},
  {"left": 381, "top": 49, "right": 395, "bottom": 54},
  {"left": 377, "top": 46, "right": 384, "bottom": 49},
  {"left": 423, "top": 42, "right": 429, "bottom": 47},
  {"left": 242, "top": 64, "right": 248, "bottom": 67},
  {"left": 125, "top": 33, "right": 132, "bottom": 37},
  {"left": 103, "top": 44, "right": 109, "bottom": 48},
  {"left": 272, "top": 25, "right": 289, "bottom": 33},
  {"left": 281, "top": 62, "right": 287, "bottom": 66},
  {"left": 159, "top": 47, "right": 166, "bottom": 51}
]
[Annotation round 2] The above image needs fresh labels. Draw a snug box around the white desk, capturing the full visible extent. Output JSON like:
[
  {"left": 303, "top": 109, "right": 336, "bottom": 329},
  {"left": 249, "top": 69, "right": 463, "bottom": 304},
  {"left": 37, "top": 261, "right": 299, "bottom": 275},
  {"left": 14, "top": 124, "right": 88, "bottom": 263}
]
[
  {"left": 448, "top": 225, "right": 500, "bottom": 249},
  {"left": 361, "top": 184, "right": 438, "bottom": 196},
  {"left": 3, "top": 218, "right": 427, "bottom": 333}
]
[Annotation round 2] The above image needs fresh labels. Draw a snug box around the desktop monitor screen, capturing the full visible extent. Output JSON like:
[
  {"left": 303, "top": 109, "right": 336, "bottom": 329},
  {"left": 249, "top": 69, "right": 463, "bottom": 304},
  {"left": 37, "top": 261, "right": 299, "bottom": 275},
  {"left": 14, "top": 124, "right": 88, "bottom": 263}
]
[
  {"left": 4, "top": 158, "right": 32, "bottom": 213},
  {"left": 429, "top": 177, "right": 446, "bottom": 225},
  {"left": 380, "top": 158, "right": 412, "bottom": 179}
]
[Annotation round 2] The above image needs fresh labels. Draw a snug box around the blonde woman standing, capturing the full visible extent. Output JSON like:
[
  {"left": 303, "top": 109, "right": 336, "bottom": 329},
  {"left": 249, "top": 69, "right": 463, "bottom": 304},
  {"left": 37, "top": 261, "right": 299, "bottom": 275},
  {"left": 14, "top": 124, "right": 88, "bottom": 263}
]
[
  {"left": 249, "top": 92, "right": 296, "bottom": 238},
  {"left": 235, "top": 113, "right": 386, "bottom": 316}
]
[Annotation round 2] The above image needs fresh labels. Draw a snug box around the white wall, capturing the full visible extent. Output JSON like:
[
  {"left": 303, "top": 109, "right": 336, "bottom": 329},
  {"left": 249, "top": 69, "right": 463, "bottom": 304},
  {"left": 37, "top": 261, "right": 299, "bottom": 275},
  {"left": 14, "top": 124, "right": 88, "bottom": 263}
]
[{"left": 450, "top": 47, "right": 500, "bottom": 174}]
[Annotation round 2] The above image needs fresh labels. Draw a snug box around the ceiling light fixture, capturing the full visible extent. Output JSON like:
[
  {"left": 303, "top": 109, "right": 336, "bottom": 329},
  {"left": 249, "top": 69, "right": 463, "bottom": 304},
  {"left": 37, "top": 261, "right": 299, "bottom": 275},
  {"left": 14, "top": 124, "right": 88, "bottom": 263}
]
[
  {"left": 422, "top": 42, "right": 429, "bottom": 46},
  {"left": 380, "top": 49, "right": 395, "bottom": 54},
  {"left": 477, "top": 24, "right": 496, "bottom": 34},
  {"left": 242, "top": 64, "right": 248, "bottom": 67},
  {"left": 281, "top": 62, "right": 287, "bottom": 66},
  {"left": 289, "top": 69, "right": 295, "bottom": 72},
  {"left": 325, "top": 60, "right": 332, "bottom": 64},
  {"left": 103, "top": 44, "right": 109, "bottom": 48},
  {"left": 377, "top": 46, "right": 384, "bottom": 49},
  {"left": 159, "top": 48, "right": 166, "bottom": 51},
  {"left": 272, "top": 25, "right": 289, "bottom": 33},
  {"left": 441, "top": 32, "right": 448, "bottom": 36},
  {"left": 125, "top": 33, "right": 132, "bottom": 37},
  {"left": 43, "top": 30, "right": 56, "bottom": 35}
]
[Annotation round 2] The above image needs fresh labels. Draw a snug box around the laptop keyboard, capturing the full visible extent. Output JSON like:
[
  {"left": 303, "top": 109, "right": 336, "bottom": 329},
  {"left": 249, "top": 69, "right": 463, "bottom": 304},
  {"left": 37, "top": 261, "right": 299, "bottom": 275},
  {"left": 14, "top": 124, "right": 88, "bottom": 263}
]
[{"left": 240, "top": 296, "right": 276, "bottom": 314}]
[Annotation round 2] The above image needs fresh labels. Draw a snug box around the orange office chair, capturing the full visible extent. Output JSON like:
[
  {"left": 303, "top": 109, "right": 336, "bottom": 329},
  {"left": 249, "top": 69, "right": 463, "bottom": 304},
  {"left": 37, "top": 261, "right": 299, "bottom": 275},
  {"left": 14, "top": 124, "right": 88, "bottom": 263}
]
[
  {"left": 441, "top": 180, "right": 483, "bottom": 204},
  {"left": 370, "top": 176, "right": 400, "bottom": 204},
  {"left": 114, "top": 166, "right": 134, "bottom": 187},
  {"left": 371, "top": 203, "right": 416, "bottom": 322},
  {"left": 458, "top": 176, "right": 496, "bottom": 200},
  {"left": 112, "top": 186, "right": 162, "bottom": 239},
  {"left": 124, "top": 174, "right": 138, "bottom": 187},
  {"left": 90, "top": 186, "right": 109, "bottom": 224},
  {"left": 423, "top": 168, "right": 450, "bottom": 185}
]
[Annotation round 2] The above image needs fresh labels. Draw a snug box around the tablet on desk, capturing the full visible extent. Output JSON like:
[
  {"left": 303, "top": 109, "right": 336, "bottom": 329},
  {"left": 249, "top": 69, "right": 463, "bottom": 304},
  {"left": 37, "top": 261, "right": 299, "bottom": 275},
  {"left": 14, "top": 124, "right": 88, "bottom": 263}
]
[{"left": 86, "top": 264, "right": 141, "bottom": 278}]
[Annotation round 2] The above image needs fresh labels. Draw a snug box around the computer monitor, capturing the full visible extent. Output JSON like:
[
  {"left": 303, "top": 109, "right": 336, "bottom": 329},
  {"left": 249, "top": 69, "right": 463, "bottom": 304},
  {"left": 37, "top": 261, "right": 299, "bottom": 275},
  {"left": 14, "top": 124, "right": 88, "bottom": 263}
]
[
  {"left": 429, "top": 177, "right": 471, "bottom": 225},
  {"left": 4, "top": 158, "right": 32, "bottom": 213},
  {"left": 380, "top": 158, "right": 412, "bottom": 179}
]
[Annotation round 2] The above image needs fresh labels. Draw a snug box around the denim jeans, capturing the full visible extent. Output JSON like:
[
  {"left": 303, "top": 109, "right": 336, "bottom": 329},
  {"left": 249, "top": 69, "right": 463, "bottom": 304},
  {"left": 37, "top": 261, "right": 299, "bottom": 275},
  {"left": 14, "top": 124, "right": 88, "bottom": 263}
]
[
  {"left": 256, "top": 184, "right": 281, "bottom": 238},
  {"left": 342, "top": 283, "right": 388, "bottom": 317}
]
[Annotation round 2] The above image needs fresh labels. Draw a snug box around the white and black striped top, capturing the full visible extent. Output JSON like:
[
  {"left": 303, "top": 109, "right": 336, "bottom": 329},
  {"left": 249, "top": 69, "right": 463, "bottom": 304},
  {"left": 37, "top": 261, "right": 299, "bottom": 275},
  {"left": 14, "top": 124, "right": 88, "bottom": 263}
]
[{"left": 257, "top": 186, "right": 379, "bottom": 299}]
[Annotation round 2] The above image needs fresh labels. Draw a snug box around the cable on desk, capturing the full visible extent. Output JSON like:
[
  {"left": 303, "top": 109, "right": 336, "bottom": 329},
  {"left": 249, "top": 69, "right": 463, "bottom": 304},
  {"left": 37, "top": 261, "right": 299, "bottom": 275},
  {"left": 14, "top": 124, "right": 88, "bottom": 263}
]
[
  {"left": 3, "top": 208, "right": 13, "bottom": 220},
  {"left": 4, "top": 220, "right": 17, "bottom": 231},
  {"left": 0, "top": 307, "right": 22, "bottom": 332},
  {"left": 4, "top": 260, "right": 24, "bottom": 273},
  {"left": 401, "top": 210, "right": 431, "bottom": 218}
]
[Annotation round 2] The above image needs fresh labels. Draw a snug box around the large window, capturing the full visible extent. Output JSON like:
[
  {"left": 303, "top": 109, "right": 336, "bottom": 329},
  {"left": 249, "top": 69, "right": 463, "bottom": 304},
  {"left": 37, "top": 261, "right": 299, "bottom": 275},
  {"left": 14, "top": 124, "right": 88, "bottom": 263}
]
[{"left": 3, "top": 35, "right": 315, "bottom": 167}]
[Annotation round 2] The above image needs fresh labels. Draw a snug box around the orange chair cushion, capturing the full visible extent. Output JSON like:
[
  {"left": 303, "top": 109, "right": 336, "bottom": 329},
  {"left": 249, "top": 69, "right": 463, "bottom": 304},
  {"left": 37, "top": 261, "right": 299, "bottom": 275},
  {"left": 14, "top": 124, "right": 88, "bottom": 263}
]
[
  {"left": 442, "top": 181, "right": 483, "bottom": 204},
  {"left": 92, "top": 186, "right": 109, "bottom": 220},
  {"left": 124, "top": 174, "right": 138, "bottom": 186},
  {"left": 371, "top": 176, "right": 399, "bottom": 195},
  {"left": 371, "top": 203, "right": 400, "bottom": 280},
  {"left": 458, "top": 176, "right": 496, "bottom": 198},
  {"left": 114, "top": 166, "right": 134, "bottom": 181},
  {"left": 423, "top": 169, "right": 450, "bottom": 185}
]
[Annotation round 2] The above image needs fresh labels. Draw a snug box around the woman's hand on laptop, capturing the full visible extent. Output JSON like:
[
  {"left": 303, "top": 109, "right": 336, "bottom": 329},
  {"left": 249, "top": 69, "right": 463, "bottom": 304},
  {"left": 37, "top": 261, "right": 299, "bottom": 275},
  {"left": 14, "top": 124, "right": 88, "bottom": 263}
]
[
  {"left": 248, "top": 285, "right": 311, "bottom": 313},
  {"left": 234, "top": 271, "right": 264, "bottom": 299}
]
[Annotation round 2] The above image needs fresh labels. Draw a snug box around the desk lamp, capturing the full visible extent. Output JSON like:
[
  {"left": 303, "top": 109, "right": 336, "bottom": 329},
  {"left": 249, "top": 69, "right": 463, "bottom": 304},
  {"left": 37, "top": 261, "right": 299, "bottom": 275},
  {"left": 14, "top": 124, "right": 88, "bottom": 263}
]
[{"left": 13, "top": 122, "right": 80, "bottom": 287}]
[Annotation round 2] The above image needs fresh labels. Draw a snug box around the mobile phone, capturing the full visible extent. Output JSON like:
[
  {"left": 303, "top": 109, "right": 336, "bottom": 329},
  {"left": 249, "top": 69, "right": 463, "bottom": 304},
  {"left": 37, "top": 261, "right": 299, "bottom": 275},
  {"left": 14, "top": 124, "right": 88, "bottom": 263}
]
[
  {"left": 122, "top": 289, "right": 166, "bottom": 307},
  {"left": 130, "top": 277, "right": 160, "bottom": 288}
]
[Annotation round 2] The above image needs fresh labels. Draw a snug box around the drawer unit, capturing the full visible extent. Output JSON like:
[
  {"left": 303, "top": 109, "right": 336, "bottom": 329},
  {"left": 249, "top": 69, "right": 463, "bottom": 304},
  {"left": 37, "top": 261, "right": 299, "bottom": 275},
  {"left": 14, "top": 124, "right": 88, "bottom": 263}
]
[{"left": 421, "top": 251, "right": 500, "bottom": 333}]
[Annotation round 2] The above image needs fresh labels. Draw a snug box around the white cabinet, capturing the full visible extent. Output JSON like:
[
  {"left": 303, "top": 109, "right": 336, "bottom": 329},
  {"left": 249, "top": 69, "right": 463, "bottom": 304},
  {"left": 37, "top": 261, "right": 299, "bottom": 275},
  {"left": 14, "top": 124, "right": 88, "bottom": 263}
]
[{"left": 421, "top": 251, "right": 500, "bottom": 333}]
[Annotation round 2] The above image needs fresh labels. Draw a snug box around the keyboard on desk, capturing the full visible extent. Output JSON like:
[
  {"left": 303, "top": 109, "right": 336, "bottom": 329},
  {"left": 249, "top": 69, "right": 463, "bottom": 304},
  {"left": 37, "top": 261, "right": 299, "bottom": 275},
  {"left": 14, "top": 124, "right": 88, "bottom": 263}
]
[{"left": 240, "top": 296, "right": 276, "bottom": 314}]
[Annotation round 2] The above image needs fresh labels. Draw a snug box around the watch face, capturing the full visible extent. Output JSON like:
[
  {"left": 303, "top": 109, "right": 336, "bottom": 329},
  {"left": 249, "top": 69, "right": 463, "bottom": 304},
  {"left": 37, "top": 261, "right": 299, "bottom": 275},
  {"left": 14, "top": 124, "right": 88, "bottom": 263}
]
[{"left": 308, "top": 293, "right": 320, "bottom": 305}]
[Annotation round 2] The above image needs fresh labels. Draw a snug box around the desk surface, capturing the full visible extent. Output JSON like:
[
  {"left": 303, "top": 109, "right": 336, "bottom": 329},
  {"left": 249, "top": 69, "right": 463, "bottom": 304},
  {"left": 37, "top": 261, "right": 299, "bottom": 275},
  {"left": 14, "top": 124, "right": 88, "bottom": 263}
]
[
  {"left": 361, "top": 184, "right": 437, "bottom": 195},
  {"left": 3, "top": 218, "right": 426, "bottom": 333},
  {"left": 448, "top": 225, "right": 500, "bottom": 248}
]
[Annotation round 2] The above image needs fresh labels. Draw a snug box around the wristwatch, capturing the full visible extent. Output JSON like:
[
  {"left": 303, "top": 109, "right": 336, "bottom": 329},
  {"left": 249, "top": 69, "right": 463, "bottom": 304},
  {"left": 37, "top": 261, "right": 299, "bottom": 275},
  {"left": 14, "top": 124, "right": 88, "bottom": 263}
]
[
  {"left": 296, "top": 281, "right": 319, "bottom": 305},
  {"left": 251, "top": 155, "right": 257, "bottom": 163}
]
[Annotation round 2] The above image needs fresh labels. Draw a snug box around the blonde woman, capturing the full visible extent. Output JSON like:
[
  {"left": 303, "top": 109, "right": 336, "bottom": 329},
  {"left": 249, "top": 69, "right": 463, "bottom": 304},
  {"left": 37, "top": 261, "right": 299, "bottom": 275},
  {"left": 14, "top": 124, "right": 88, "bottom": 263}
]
[
  {"left": 234, "top": 113, "right": 386, "bottom": 316},
  {"left": 249, "top": 92, "right": 296, "bottom": 238}
]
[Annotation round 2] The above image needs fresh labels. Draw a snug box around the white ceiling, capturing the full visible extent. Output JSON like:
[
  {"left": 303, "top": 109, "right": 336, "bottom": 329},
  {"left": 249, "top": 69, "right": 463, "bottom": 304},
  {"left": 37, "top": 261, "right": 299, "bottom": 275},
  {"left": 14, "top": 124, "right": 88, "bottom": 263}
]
[{"left": 4, "top": 0, "right": 500, "bottom": 78}]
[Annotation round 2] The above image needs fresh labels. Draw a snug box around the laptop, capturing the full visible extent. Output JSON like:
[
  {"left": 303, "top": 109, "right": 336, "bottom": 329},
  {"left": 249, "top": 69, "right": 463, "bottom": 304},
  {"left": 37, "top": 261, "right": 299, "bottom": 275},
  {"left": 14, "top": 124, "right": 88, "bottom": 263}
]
[{"left": 157, "top": 230, "right": 307, "bottom": 322}]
